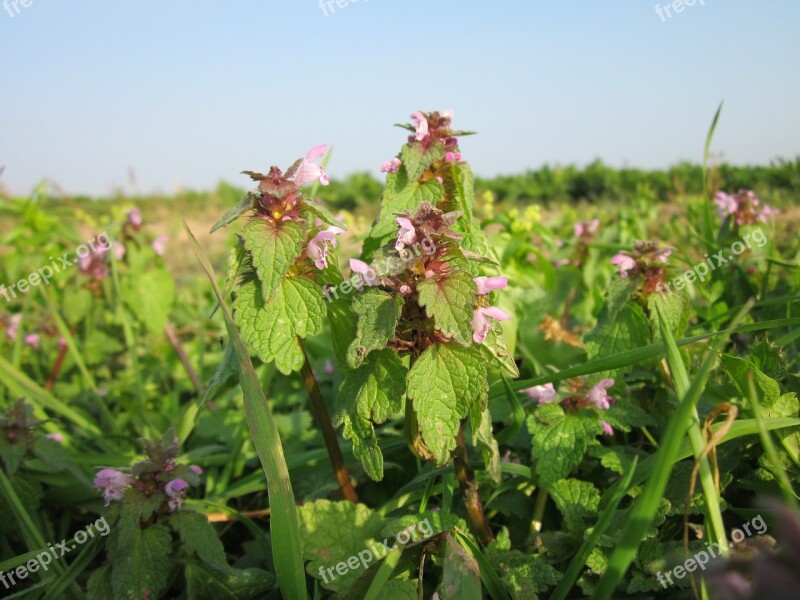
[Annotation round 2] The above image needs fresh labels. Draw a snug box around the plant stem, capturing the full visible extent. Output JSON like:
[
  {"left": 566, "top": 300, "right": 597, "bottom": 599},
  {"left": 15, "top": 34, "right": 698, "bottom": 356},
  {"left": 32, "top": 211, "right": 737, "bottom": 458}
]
[
  {"left": 164, "top": 322, "right": 203, "bottom": 393},
  {"left": 453, "top": 427, "right": 494, "bottom": 545},
  {"left": 299, "top": 343, "right": 359, "bottom": 503}
]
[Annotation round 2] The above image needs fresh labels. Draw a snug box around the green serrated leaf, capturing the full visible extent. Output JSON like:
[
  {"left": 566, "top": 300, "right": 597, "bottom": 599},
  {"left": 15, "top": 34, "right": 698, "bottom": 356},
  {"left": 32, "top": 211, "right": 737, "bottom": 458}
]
[
  {"left": 337, "top": 350, "right": 407, "bottom": 481},
  {"left": 242, "top": 219, "right": 306, "bottom": 302},
  {"left": 121, "top": 268, "right": 175, "bottom": 335},
  {"left": 584, "top": 303, "right": 650, "bottom": 365},
  {"left": 210, "top": 193, "right": 257, "bottom": 233},
  {"left": 170, "top": 510, "right": 227, "bottom": 570},
  {"left": 347, "top": 289, "right": 404, "bottom": 368},
  {"left": 418, "top": 271, "right": 477, "bottom": 345},
  {"left": 401, "top": 140, "right": 445, "bottom": 182},
  {"left": 108, "top": 524, "right": 172, "bottom": 600},
  {"left": 185, "top": 562, "right": 276, "bottom": 600},
  {"left": 549, "top": 478, "right": 601, "bottom": 532},
  {"left": 648, "top": 289, "right": 690, "bottom": 341},
  {"left": 486, "top": 531, "right": 561, "bottom": 599},
  {"left": 298, "top": 499, "right": 387, "bottom": 593},
  {"left": 479, "top": 321, "right": 519, "bottom": 378},
  {"left": 527, "top": 404, "right": 602, "bottom": 489},
  {"left": 234, "top": 277, "right": 325, "bottom": 375},
  {"left": 87, "top": 565, "right": 113, "bottom": 600},
  {"left": 407, "top": 344, "right": 488, "bottom": 464}
]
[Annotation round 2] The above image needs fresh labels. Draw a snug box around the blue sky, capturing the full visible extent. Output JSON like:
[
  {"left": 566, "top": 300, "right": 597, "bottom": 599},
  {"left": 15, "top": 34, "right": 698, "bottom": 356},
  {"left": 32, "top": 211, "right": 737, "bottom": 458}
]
[{"left": 1, "top": 0, "right": 798, "bottom": 196}]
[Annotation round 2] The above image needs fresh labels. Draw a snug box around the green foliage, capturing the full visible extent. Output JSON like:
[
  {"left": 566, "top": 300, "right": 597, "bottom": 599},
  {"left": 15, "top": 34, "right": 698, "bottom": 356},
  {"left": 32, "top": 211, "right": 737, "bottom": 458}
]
[
  {"left": 527, "top": 404, "right": 603, "bottom": 488},
  {"left": 234, "top": 276, "right": 325, "bottom": 374},
  {"left": 407, "top": 344, "right": 488, "bottom": 464},
  {"left": 242, "top": 219, "right": 307, "bottom": 302},
  {"left": 347, "top": 288, "right": 404, "bottom": 368},
  {"left": 418, "top": 271, "right": 477, "bottom": 345}
]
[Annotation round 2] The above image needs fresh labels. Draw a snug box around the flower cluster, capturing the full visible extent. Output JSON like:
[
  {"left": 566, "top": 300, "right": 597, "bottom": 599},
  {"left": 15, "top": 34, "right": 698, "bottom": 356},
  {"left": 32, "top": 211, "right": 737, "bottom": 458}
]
[
  {"left": 243, "top": 145, "right": 330, "bottom": 228},
  {"left": 381, "top": 110, "right": 462, "bottom": 174},
  {"left": 715, "top": 189, "right": 777, "bottom": 227},
  {"left": 610, "top": 240, "right": 673, "bottom": 295},
  {"left": 522, "top": 378, "right": 616, "bottom": 435},
  {"left": 79, "top": 234, "right": 124, "bottom": 281},
  {"left": 93, "top": 429, "right": 202, "bottom": 511},
  {"left": 347, "top": 201, "right": 510, "bottom": 351}
]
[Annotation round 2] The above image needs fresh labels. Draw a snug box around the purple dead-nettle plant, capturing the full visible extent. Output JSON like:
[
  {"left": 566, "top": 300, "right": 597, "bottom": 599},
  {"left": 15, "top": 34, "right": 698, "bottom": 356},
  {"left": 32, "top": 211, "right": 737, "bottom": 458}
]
[
  {"left": 209, "top": 111, "right": 517, "bottom": 543},
  {"left": 93, "top": 429, "right": 201, "bottom": 512}
]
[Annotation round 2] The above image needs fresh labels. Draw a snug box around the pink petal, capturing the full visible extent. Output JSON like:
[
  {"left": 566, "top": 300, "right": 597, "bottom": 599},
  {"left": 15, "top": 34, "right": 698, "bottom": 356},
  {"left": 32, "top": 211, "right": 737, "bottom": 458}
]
[
  {"left": 306, "top": 144, "right": 327, "bottom": 160},
  {"left": 474, "top": 276, "right": 507, "bottom": 295}
]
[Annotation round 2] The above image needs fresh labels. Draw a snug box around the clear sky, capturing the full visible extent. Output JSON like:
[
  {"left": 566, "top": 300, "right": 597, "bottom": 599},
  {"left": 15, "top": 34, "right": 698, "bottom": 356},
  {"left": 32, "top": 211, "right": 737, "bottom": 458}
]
[{"left": 1, "top": 0, "right": 798, "bottom": 196}]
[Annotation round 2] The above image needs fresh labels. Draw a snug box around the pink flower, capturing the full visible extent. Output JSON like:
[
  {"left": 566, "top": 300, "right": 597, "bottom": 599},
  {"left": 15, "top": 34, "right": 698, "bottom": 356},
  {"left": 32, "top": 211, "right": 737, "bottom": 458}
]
[
  {"left": 381, "top": 158, "right": 401, "bottom": 173},
  {"left": 410, "top": 111, "right": 429, "bottom": 141},
  {"left": 151, "top": 236, "right": 168, "bottom": 257},
  {"left": 46, "top": 433, "right": 64, "bottom": 443},
  {"left": 293, "top": 144, "right": 330, "bottom": 187},
  {"left": 441, "top": 109, "right": 454, "bottom": 122},
  {"left": 58, "top": 337, "right": 67, "bottom": 350},
  {"left": 189, "top": 465, "right": 203, "bottom": 475},
  {"left": 399, "top": 285, "right": 412, "bottom": 295},
  {"left": 474, "top": 276, "right": 507, "bottom": 295},
  {"left": 164, "top": 478, "right": 189, "bottom": 511},
  {"left": 24, "top": 333, "right": 40, "bottom": 349},
  {"left": 307, "top": 226, "right": 344, "bottom": 269},
  {"left": 521, "top": 383, "right": 557, "bottom": 406},
  {"left": 94, "top": 468, "right": 136, "bottom": 506},
  {"left": 6, "top": 313, "right": 21, "bottom": 341},
  {"left": 653, "top": 247, "right": 671, "bottom": 264},
  {"left": 323, "top": 359, "right": 334, "bottom": 375},
  {"left": 586, "top": 379, "right": 614, "bottom": 410},
  {"left": 714, "top": 192, "right": 738, "bottom": 217},
  {"left": 126, "top": 208, "right": 142, "bottom": 227},
  {"left": 395, "top": 217, "right": 418, "bottom": 251},
  {"left": 349, "top": 259, "right": 378, "bottom": 289},
  {"left": 471, "top": 306, "right": 511, "bottom": 344},
  {"left": 611, "top": 253, "right": 637, "bottom": 278},
  {"left": 444, "top": 152, "right": 462, "bottom": 163},
  {"left": 601, "top": 420, "right": 614, "bottom": 436},
  {"left": 758, "top": 204, "right": 779, "bottom": 221},
  {"left": 574, "top": 219, "right": 600, "bottom": 238}
]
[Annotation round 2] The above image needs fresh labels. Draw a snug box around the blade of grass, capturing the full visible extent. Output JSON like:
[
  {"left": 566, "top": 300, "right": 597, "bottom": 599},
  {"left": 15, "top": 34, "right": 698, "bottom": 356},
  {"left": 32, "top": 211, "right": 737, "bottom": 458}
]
[
  {"left": 454, "top": 529, "right": 511, "bottom": 600},
  {"left": 184, "top": 221, "right": 307, "bottom": 600},
  {"left": 702, "top": 101, "right": 724, "bottom": 248},
  {"left": 41, "top": 536, "right": 100, "bottom": 600},
  {"left": 657, "top": 306, "right": 728, "bottom": 556},
  {"left": 362, "top": 545, "right": 404, "bottom": 600},
  {"left": 549, "top": 456, "right": 639, "bottom": 600},
  {"left": 593, "top": 299, "right": 753, "bottom": 600},
  {"left": 443, "top": 532, "right": 482, "bottom": 600}
]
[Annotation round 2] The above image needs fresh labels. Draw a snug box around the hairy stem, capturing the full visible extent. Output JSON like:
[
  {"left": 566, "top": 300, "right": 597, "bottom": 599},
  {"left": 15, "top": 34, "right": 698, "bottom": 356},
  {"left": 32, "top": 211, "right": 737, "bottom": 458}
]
[
  {"left": 453, "top": 427, "right": 494, "bottom": 545},
  {"left": 299, "top": 343, "right": 359, "bottom": 503}
]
